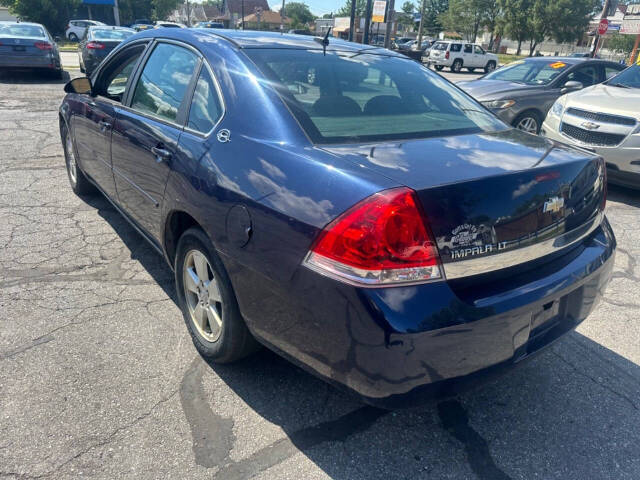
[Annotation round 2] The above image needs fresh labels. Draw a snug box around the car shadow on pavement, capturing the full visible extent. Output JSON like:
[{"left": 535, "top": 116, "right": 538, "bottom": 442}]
[
  {"left": 199, "top": 331, "right": 640, "bottom": 480},
  {"left": 0, "top": 69, "right": 70, "bottom": 85},
  {"left": 608, "top": 184, "right": 640, "bottom": 208}
]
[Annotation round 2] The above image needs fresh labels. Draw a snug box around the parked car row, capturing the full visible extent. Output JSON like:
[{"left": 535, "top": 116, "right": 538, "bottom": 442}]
[{"left": 66, "top": 18, "right": 225, "bottom": 39}]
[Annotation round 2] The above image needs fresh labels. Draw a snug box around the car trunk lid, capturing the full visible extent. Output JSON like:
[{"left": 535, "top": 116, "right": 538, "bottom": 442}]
[
  {"left": 0, "top": 36, "right": 50, "bottom": 57},
  {"left": 320, "top": 129, "right": 606, "bottom": 277}
]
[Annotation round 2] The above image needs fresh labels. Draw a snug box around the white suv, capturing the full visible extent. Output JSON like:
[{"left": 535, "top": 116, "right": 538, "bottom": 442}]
[
  {"left": 429, "top": 41, "right": 498, "bottom": 74},
  {"left": 65, "top": 20, "right": 105, "bottom": 41},
  {"left": 542, "top": 64, "right": 640, "bottom": 189}
]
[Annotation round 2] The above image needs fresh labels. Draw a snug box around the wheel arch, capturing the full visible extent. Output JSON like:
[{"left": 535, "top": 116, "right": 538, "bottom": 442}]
[{"left": 163, "top": 209, "right": 205, "bottom": 269}]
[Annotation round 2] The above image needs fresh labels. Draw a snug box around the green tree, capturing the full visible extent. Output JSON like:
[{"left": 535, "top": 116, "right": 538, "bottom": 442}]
[
  {"left": 0, "top": 0, "right": 80, "bottom": 33},
  {"left": 498, "top": 0, "right": 532, "bottom": 55},
  {"left": 605, "top": 33, "right": 637, "bottom": 53},
  {"left": 282, "top": 2, "right": 316, "bottom": 28},
  {"left": 153, "top": 0, "right": 180, "bottom": 20},
  {"left": 421, "top": 0, "right": 448, "bottom": 37},
  {"left": 336, "top": 0, "right": 367, "bottom": 17},
  {"left": 439, "top": 0, "right": 491, "bottom": 42},
  {"left": 483, "top": 0, "right": 501, "bottom": 50}
]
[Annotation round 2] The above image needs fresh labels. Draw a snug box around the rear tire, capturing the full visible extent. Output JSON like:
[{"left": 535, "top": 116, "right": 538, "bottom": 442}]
[
  {"left": 484, "top": 61, "right": 496, "bottom": 73},
  {"left": 175, "top": 227, "right": 259, "bottom": 363},
  {"left": 467, "top": 67, "right": 475, "bottom": 72},
  {"left": 61, "top": 123, "right": 96, "bottom": 196},
  {"left": 513, "top": 110, "right": 542, "bottom": 135},
  {"left": 434, "top": 65, "right": 444, "bottom": 71},
  {"left": 69, "top": 33, "right": 78, "bottom": 42},
  {"left": 451, "top": 59, "right": 463, "bottom": 73}
]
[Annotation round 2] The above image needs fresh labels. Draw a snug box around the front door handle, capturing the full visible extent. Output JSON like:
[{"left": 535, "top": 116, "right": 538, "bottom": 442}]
[
  {"left": 98, "top": 120, "right": 112, "bottom": 131},
  {"left": 151, "top": 145, "right": 172, "bottom": 163}
]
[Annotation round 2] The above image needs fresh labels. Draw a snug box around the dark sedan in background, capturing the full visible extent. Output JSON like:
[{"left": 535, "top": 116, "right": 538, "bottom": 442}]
[
  {"left": 78, "top": 26, "right": 135, "bottom": 76},
  {"left": 0, "top": 21, "right": 63, "bottom": 78},
  {"left": 458, "top": 57, "right": 625, "bottom": 134},
  {"left": 59, "top": 29, "right": 614, "bottom": 407}
]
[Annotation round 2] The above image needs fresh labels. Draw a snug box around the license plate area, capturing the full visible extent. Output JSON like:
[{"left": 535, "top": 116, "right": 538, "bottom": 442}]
[
  {"left": 12, "top": 46, "right": 26, "bottom": 52},
  {"left": 530, "top": 298, "right": 561, "bottom": 338}
]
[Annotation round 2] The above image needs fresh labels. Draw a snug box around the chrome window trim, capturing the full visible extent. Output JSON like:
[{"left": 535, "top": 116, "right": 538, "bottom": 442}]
[{"left": 443, "top": 210, "right": 604, "bottom": 279}]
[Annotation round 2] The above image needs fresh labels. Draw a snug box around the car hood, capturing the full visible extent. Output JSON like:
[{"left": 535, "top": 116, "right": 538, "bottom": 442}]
[
  {"left": 564, "top": 83, "right": 640, "bottom": 119},
  {"left": 457, "top": 79, "right": 544, "bottom": 100}
]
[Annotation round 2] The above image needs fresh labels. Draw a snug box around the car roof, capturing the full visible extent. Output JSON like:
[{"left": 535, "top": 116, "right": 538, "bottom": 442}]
[
  {"left": 88, "top": 25, "right": 133, "bottom": 31},
  {"left": 133, "top": 28, "right": 407, "bottom": 56},
  {"left": 0, "top": 21, "right": 44, "bottom": 27}
]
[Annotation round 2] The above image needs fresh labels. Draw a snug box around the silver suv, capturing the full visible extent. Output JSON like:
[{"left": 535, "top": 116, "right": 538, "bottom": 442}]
[{"left": 429, "top": 41, "right": 498, "bottom": 74}]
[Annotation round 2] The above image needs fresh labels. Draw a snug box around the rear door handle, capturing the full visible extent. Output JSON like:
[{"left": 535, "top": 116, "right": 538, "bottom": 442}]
[
  {"left": 98, "top": 120, "right": 112, "bottom": 131},
  {"left": 151, "top": 145, "right": 172, "bottom": 163}
]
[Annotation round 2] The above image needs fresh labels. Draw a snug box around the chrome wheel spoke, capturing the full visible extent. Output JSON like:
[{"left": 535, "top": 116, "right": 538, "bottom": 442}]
[
  {"left": 207, "top": 279, "right": 222, "bottom": 303},
  {"left": 193, "top": 303, "right": 208, "bottom": 331},
  {"left": 207, "top": 305, "right": 222, "bottom": 330},
  {"left": 193, "top": 252, "right": 209, "bottom": 283},
  {"left": 185, "top": 267, "right": 199, "bottom": 293}
]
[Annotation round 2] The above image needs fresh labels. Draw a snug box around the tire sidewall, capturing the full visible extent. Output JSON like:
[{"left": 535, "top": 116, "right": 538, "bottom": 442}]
[
  {"left": 175, "top": 228, "right": 244, "bottom": 361},
  {"left": 485, "top": 61, "right": 496, "bottom": 73},
  {"left": 514, "top": 111, "right": 541, "bottom": 134},
  {"left": 452, "top": 59, "right": 462, "bottom": 72}
]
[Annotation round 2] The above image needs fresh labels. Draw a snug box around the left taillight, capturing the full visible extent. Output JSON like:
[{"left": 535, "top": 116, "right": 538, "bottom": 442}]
[
  {"left": 34, "top": 41, "right": 53, "bottom": 50},
  {"left": 86, "top": 42, "right": 105, "bottom": 49},
  {"left": 303, "top": 187, "right": 442, "bottom": 287}
]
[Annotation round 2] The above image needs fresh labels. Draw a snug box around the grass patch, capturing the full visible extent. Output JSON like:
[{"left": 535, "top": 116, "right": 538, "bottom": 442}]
[{"left": 498, "top": 54, "right": 527, "bottom": 65}]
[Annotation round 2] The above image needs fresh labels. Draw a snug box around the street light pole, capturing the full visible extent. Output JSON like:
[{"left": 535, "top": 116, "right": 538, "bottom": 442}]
[
  {"left": 592, "top": 0, "right": 611, "bottom": 58},
  {"left": 113, "top": 0, "right": 120, "bottom": 26},
  {"left": 348, "top": 0, "right": 356, "bottom": 42},
  {"left": 242, "top": 0, "right": 245, "bottom": 30},
  {"left": 281, "top": 0, "right": 285, "bottom": 32},
  {"left": 363, "top": 0, "right": 372, "bottom": 44},
  {"left": 416, "top": 0, "right": 425, "bottom": 48},
  {"left": 383, "top": 0, "right": 395, "bottom": 48}
]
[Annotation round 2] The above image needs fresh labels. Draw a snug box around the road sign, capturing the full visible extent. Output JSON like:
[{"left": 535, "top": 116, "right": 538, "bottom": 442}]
[
  {"left": 598, "top": 18, "right": 609, "bottom": 35},
  {"left": 372, "top": 1, "right": 386, "bottom": 23}
]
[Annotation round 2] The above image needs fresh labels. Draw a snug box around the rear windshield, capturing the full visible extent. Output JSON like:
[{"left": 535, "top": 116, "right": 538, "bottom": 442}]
[
  {"left": 432, "top": 42, "right": 448, "bottom": 51},
  {"left": 484, "top": 60, "right": 570, "bottom": 85},
  {"left": 246, "top": 49, "right": 505, "bottom": 144},
  {"left": 91, "top": 29, "right": 134, "bottom": 41},
  {"left": 0, "top": 24, "right": 45, "bottom": 38}
]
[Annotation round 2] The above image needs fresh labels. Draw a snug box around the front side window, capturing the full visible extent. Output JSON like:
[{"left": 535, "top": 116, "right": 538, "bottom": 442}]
[
  {"left": 464, "top": 44, "right": 473, "bottom": 54},
  {"left": 566, "top": 65, "right": 598, "bottom": 87},
  {"left": 247, "top": 49, "right": 505, "bottom": 144},
  {"left": 605, "top": 66, "right": 622, "bottom": 79},
  {"left": 187, "top": 67, "right": 223, "bottom": 133},
  {"left": 474, "top": 45, "right": 485, "bottom": 54},
  {"left": 483, "top": 60, "right": 570, "bottom": 85},
  {"left": 97, "top": 45, "right": 146, "bottom": 100},
  {"left": 131, "top": 43, "right": 199, "bottom": 123}
]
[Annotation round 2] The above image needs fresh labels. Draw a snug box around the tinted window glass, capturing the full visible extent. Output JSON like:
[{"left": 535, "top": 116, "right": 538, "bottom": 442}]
[
  {"left": 187, "top": 67, "right": 223, "bottom": 133},
  {"left": 450, "top": 44, "right": 461, "bottom": 52},
  {"left": 484, "top": 60, "right": 570, "bottom": 85},
  {"left": 100, "top": 46, "right": 146, "bottom": 100},
  {"left": 432, "top": 42, "right": 448, "bottom": 51},
  {"left": 464, "top": 44, "right": 473, "bottom": 53},
  {"left": 0, "top": 24, "right": 45, "bottom": 38},
  {"left": 474, "top": 45, "right": 484, "bottom": 54},
  {"left": 247, "top": 49, "right": 504, "bottom": 144},
  {"left": 566, "top": 65, "right": 598, "bottom": 87},
  {"left": 131, "top": 43, "right": 198, "bottom": 123},
  {"left": 605, "top": 66, "right": 622, "bottom": 79},
  {"left": 91, "top": 29, "right": 135, "bottom": 41}
]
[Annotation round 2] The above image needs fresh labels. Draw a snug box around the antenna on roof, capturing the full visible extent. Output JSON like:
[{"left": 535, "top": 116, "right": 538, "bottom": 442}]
[{"left": 314, "top": 26, "right": 331, "bottom": 56}]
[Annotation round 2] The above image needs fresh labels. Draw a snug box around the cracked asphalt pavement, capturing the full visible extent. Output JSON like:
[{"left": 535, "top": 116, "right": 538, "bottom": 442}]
[{"left": 1, "top": 70, "right": 640, "bottom": 480}]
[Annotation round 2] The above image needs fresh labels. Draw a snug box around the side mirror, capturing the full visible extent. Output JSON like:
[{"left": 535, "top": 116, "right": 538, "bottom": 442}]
[
  {"left": 561, "top": 80, "right": 583, "bottom": 94},
  {"left": 64, "top": 77, "right": 93, "bottom": 95}
]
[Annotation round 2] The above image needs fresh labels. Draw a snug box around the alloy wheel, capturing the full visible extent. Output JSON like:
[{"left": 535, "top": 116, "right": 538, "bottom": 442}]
[
  {"left": 65, "top": 133, "right": 77, "bottom": 185},
  {"left": 516, "top": 116, "right": 538, "bottom": 134},
  {"left": 183, "top": 249, "right": 223, "bottom": 342}
]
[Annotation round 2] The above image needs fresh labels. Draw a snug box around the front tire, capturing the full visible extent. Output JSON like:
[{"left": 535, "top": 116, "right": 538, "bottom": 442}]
[
  {"left": 484, "top": 61, "right": 496, "bottom": 73},
  {"left": 175, "top": 227, "right": 258, "bottom": 363},
  {"left": 451, "top": 59, "right": 463, "bottom": 73},
  {"left": 513, "top": 111, "right": 542, "bottom": 134},
  {"left": 61, "top": 123, "right": 95, "bottom": 196}
]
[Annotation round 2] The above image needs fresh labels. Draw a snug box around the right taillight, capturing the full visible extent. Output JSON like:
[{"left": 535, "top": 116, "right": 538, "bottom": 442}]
[
  {"left": 303, "top": 187, "right": 442, "bottom": 287},
  {"left": 445, "top": 51, "right": 450, "bottom": 59},
  {"left": 86, "top": 42, "right": 105, "bottom": 49}
]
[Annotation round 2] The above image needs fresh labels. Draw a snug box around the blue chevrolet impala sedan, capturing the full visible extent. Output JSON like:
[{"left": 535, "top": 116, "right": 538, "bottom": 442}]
[{"left": 59, "top": 29, "right": 615, "bottom": 407}]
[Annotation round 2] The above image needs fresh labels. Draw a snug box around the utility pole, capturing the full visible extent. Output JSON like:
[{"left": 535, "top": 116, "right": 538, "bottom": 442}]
[
  {"left": 348, "top": 0, "right": 356, "bottom": 41},
  {"left": 592, "top": 0, "right": 611, "bottom": 58},
  {"left": 281, "top": 0, "right": 285, "bottom": 32},
  {"left": 363, "top": 0, "right": 372, "bottom": 44},
  {"left": 113, "top": 0, "right": 120, "bottom": 26},
  {"left": 383, "top": 0, "right": 395, "bottom": 48},
  {"left": 242, "top": 0, "right": 245, "bottom": 30},
  {"left": 416, "top": 0, "right": 425, "bottom": 48},
  {"left": 186, "top": 0, "right": 191, "bottom": 26}
]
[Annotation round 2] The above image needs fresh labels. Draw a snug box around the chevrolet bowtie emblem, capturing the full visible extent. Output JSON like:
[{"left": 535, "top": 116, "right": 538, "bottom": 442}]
[
  {"left": 543, "top": 196, "right": 565, "bottom": 213},
  {"left": 581, "top": 121, "right": 600, "bottom": 130}
]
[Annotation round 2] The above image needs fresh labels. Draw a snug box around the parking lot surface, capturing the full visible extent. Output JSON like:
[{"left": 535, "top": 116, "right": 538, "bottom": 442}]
[{"left": 1, "top": 70, "right": 639, "bottom": 480}]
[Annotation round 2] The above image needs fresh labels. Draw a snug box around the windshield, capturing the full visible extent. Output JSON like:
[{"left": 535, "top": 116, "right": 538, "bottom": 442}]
[
  {"left": 91, "top": 29, "right": 134, "bottom": 41},
  {"left": 246, "top": 49, "right": 505, "bottom": 144},
  {"left": 483, "top": 60, "right": 570, "bottom": 85},
  {"left": 432, "top": 42, "right": 448, "bottom": 51},
  {"left": 0, "top": 24, "right": 45, "bottom": 38},
  {"left": 607, "top": 65, "right": 640, "bottom": 88}
]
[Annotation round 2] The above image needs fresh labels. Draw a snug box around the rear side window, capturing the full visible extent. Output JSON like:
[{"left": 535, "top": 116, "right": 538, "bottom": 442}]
[
  {"left": 605, "top": 66, "right": 623, "bottom": 79},
  {"left": 450, "top": 44, "right": 461, "bottom": 52},
  {"left": 246, "top": 49, "right": 504, "bottom": 144},
  {"left": 187, "top": 67, "right": 223, "bottom": 133},
  {"left": 131, "top": 43, "right": 199, "bottom": 123}
]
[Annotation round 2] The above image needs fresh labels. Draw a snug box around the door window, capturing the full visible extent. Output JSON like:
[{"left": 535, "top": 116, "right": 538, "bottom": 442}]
[
  {"left": 474, "top": 45, "right": 485, "bottom": 54},
  {"left": 187, "top": 66, "right": 224, "bottom": 133},
  {"left": 131, "top": 43, "right": 199, "bottom": 123},
  {"left": 464, "top": 44, "right": 473, "bottom": 54},
  {"left": 565, "top": 65, "right": 598, "bottom": 87},
  {"left": 605, "top": 65, "right": 623, "bottom": 79},
  {"left": 95, "top": 44, "right": 147, "bottom": 102}
]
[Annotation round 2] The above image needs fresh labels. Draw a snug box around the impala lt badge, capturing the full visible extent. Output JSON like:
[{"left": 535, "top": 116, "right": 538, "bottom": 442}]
[{"left": 543, "top": 196, "right": 565, "bottom": 213}]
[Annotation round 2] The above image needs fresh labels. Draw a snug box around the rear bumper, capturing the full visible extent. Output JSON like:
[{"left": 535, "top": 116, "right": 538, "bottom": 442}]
[
  {"left": 228, "top": 216, "right": 615, "bottom": 408},
  {"left": 0, "top": 55, "right": 60, "bottom": 70}
]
